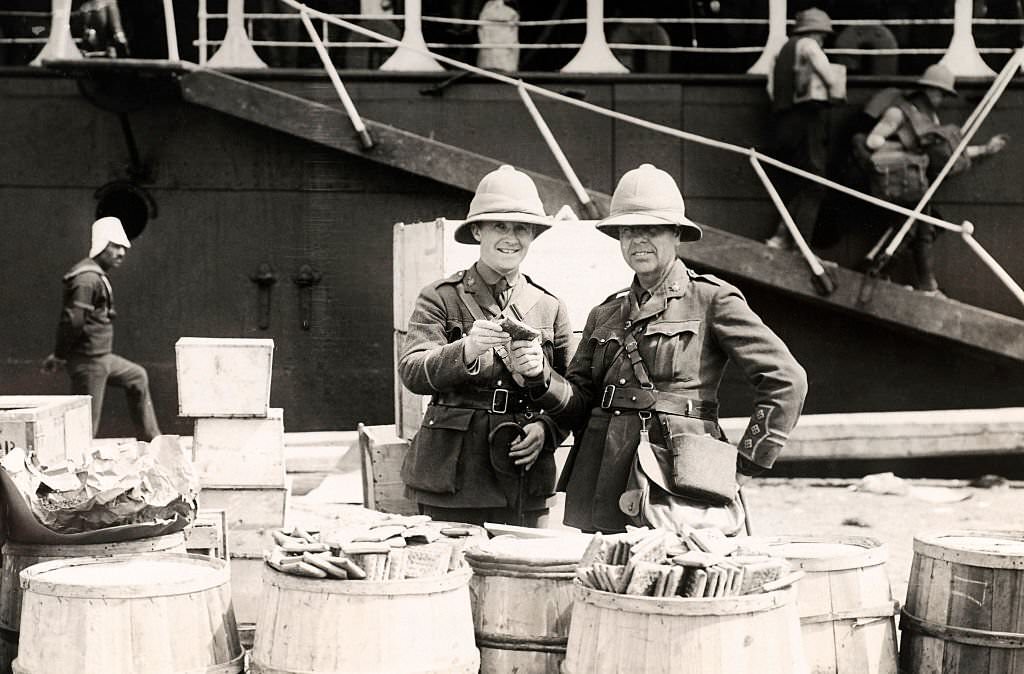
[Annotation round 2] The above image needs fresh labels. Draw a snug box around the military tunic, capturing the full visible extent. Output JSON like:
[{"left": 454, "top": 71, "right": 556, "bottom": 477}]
[
  {"left": 398, "top": 263, "right": 572, "bottom": 511},
  {"left": 534, "top": 259, "right": 807, "bottom": 533}
]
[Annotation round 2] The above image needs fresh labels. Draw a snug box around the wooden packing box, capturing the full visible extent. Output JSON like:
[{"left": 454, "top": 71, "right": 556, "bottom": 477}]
[
  {"left": 175, "top": 337, "right": 274, "bottom": 418},
  {"left": 193, "top": 409, "right": 286, "bottom": 487},
  {"left": 185, "top": 508, "right": 229, "bottom": 560},
  {"left": 358, "top": 423, "right": 417, "bottom": 516},
  {"left": 0, "top": 395, "right": 92, "bottom": 468},
  {"left": 198, "top": 484, "right": 288, "bottom": 556}
]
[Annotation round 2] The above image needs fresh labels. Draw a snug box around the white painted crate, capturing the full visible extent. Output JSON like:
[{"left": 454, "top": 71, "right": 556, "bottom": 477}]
[
  {"left": 0, "top": 395, "right": 92, "bottom": 468},
  {"left": 193, "top": 409, "right": 286, "bottom": 487},
  {"left": 175, "top": 337, "right": 274, "bottom": 417},
  {"left": 198, "top": 484, "right": 289, "bottom": 556}
]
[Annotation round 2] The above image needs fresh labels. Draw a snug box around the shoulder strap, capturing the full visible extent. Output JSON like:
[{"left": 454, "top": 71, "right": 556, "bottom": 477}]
[{"left": 455, "top": 280, "right": 524, "bottom": 385}]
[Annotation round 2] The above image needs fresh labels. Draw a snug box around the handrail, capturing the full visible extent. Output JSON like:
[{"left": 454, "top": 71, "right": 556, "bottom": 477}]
[{"left": 277, "top": 0, "right": 1024, "bottom": 310}]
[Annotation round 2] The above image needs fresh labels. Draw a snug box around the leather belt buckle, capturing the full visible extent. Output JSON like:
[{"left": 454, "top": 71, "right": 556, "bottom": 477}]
[
  {"left": 600, "top": 385, "right": 616, "bottom": 410},
  {"left": 491, "top": 388, "right": 510, "bottom": 414}
]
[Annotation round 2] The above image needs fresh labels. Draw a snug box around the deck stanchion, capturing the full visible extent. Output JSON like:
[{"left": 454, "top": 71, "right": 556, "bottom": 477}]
[
  {"left": 561, "top": 0, "right": 627, "bottom": 73},
  {"left": 208, "top": 0, "right": 268, "bottom": 68},
  {"left": 300, "top": 10, "right": 375, "bottom": 149},
  {"left": 747, "top": 0, "right": 787, "bottom": 75},
  {"left": 939, "top": 0, "right": 995, "bottom": 77},
  {"left": 750, "top": 151, "right": 835, "bottom": 296},
  {"left": 960, "top": 222, "right": 1024, "bottom": 309},
  {"left": 30, "top": 0, "right": 80, "bottom": 66},
  {"left": 162, "top": 0, "right": 180, "bottom": 61},
  {"left": 380, "top": 0, "right": 443, "bottom": 71},
  {"left": 517, "top": 85, "right": 601, "bottom": 220}
]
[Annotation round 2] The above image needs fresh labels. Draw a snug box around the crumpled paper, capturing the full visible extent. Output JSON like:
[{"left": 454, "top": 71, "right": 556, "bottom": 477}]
[{"left": 0, "top": 435, "right": 199, "bottom": 534}]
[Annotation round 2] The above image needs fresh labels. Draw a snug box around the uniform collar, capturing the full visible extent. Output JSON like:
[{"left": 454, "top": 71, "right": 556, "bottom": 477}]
[
  {"left": 628, "top": 259, "right": 691, "bottom": 323},
  {"left": 472, "top": 260, "right": 520, "bottom": 289},
  {"left": 63, "top": 258, "right": 107, "bottom": 281}
]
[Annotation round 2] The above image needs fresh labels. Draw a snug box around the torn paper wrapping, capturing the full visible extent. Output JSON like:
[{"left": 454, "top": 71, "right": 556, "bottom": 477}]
[{"left": 1, "top": 435, "right": 199, "bottom": 534}]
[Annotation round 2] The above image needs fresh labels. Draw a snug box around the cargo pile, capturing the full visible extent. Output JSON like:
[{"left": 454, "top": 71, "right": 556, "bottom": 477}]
[
  {"left": 576, "top": 527, "right": 799, "bottom": 598},
  {"left": 264, "top": 516, "right": 478, "bottom": 581}
]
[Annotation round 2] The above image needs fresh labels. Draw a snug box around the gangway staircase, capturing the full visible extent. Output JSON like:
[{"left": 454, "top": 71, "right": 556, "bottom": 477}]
[{"left": 43, "top": 60, "right": 1024, "bottom": 363}]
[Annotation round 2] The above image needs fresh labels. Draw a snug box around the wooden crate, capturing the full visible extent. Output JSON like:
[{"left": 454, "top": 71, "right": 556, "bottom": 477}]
[
  {"left": 0, "top": 395, "right": 92, "bottom": 468},
  {"left": 185, "top": 509, "right": 229, "bottom": 559},
  {"left": 175, "top": 337, "right": 274, "bottom": 417},
  {"left": 193, "top": 409, "right": 286, "bottom": 487},
  {"left": 392, "top": 219, "right": 625, "bottom": 439},
  {"left": 358, "top": 423, "right": 417, "bottom": 516},
  {"left": 198, "top": 484, "right": 288, "bottom": 556}
]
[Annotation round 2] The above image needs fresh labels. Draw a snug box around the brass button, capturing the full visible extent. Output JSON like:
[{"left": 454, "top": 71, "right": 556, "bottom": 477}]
[
  {"left": 618, "top": 378, "right": 627, "bottom": 385},
  {"left": 599, "top": 338, "right": 606, "bottom": 344},
  {"left": 631, "top": 396, "right": 637, "bottom": 401},
  {"left": 428, "top": 420, "right": 434, "bottom": 426},
  {"left": 625, "top": 320, "right": 632, "bottom": 328},
  {"left": 613, "top": 410, "right": 621, "bottom": 416},
  {"left": 497, "top": 380, "right": 503, "bottom": 386}
]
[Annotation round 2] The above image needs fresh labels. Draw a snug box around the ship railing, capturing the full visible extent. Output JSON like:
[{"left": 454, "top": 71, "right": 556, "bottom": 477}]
[
  {"left": 15, "top": 0, "right": 1024, "bottom": 309},
  {"left": 280, "top": 0, "right": 1024, "bottom": 307}
]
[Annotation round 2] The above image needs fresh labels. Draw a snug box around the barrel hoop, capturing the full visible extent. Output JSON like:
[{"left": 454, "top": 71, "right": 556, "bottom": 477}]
[
  {"left": 250, "top": 659, "right": 478, "bottom": 674},
  {"left": 180, "top": 651, "right": 245, "bottom": 674},
  {"left": 900, "top": 609, "right": 1024, "bottom": 649},
  {"left": 476, "top": 631, "right": 568, "bottom": 653},
  {"left": 801, "top": 600, "right": 901, "bottom": 625},
  {"left": 468, "top": 565, "right": 577, "bottom": 580}
]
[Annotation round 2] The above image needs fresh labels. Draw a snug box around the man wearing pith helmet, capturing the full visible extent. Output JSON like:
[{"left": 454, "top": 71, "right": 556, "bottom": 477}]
[
  {"left": 399, "top": 165, "right": 572, "bottom": 527},
  {"left": 524, "top": 164, "right": 808, "bottom": 535}
]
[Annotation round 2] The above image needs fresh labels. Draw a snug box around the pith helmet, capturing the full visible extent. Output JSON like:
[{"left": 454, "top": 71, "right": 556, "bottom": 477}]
[
  {"left": 595, "top": 164, "right": 702, "bottom": 242},
  {"left": 89, "top": 216, "right": 132, "bottom": 258},
  {"left": 454, "top": 165, "right": 553, "bottom": 245},
  {"left": 916, "top": 64, "right": 958, "bottom": 97},
  {"left": 792, "top": 8, "right": 833, "bottom": 35}
]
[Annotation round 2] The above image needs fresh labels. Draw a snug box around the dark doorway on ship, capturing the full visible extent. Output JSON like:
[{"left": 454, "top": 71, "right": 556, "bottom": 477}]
[{"left": 95, "top": 180, "right": 156, "bottom": 241}]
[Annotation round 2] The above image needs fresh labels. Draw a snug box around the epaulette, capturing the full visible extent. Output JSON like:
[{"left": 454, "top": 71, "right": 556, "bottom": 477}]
[
  {"left": 689, "top": 270, "right": 726, "bottom": 286},
  {"left": 522, "top": 273, "right": 558, "bottom": 298},
  {"left": 432, "top": 269, "right": 467, "bottom": 289},
  {"left": 601, "top": 288, "right": 631, "bottom": 304}
]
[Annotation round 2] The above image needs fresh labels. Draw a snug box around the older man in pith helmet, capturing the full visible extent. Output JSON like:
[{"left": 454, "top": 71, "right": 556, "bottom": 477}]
[
  {"left": 42, "top": 216, "right": 161, "bottom": 441},
  {"left": 399, "top": 165, "right": 573, "bottom": 527},
  {"left": 856, "top": 63, "right": 1009, "bottom": 295},
  {"left": 765, "top": 7, "right": 844, "bottom": 251},
  {"left": 523, "top": 164, "right": 807, "bottom": 535}
]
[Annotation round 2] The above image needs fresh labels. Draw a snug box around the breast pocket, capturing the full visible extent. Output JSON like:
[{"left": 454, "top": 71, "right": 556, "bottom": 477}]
[{"left": 646, "top": 319, "right": 701, "bottom": 382}]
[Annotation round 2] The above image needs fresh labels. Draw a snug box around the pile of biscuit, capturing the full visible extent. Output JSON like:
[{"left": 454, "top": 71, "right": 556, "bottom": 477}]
[
  {"left": 576, "top": 527, "right": 798, "bottom": 599},
  {"left": 264, "top": 515, "right": 476, "bottom": 581}
]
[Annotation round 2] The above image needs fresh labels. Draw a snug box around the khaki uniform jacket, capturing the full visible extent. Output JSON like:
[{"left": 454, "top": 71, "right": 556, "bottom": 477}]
[
  {"left": 534, "top": 259, "right": 807, "bottom": 533},
  {"left": 398, "top": 264, "right": 572, "bottom": 510}
]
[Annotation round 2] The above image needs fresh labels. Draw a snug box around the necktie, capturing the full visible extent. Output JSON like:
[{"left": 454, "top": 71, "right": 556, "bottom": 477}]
[{"left": 495, "top": 278, "right": 512, "bottom": 309}]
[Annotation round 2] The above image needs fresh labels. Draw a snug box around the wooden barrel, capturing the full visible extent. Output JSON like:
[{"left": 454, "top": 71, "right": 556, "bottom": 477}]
[
  {"left": 0, "top": 531, "right": 186, "bottom": 632},
  {"left": 464, "top": 534, "right": 592, "bottom": 674},
  {"left": 12, "top": 553, "right": 242, "bottom": 674},
  {"left": 768, "top": 536, "right": 899, "bottom": 674},
  {"left": 251, "top": 564, "right": 479, "bottom": 673},
  {"left": 900, "top": 530, "right": 1024, "bottom": 673},
  {"left": 563, "top": 582, "right": 807, "bottom": 673}
]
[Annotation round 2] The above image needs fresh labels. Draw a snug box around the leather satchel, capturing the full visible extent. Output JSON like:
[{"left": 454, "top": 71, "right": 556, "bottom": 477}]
[
  {"left": 618, "top": 428, "right": 743, "bottom": 536},
  {"left": 668, "top": 432, "right": 739, "bottom": 505}
]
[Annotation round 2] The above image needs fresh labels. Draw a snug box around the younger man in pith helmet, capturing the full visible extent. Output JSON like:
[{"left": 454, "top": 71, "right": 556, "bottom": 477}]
[
  {"left": 521, "top": 164, "right": 807, "bottom": 534},
  {"left": 43, "top": 216, "right": 161, "bottom": 440},
  {"left": 399, "top": 165, "right": 572, "bottom": 526}
]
